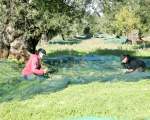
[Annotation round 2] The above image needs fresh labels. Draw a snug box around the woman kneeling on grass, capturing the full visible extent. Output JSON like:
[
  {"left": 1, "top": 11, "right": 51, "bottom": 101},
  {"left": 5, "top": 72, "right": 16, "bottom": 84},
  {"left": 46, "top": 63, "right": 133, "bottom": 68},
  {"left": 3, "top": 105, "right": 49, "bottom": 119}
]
[
  {"left": 121, "top": 54, "right": 146, "bottom": 73},
  {"left": 22, "top": 48, "right": 48, "bottom": 80}
]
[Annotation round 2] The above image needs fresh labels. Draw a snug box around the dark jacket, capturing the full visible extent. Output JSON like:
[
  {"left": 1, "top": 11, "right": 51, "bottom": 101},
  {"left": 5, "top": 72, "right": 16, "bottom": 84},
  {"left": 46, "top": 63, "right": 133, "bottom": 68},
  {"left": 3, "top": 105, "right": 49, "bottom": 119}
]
[{"left": 121, "top": 57, "right": 146, "bottom": 71}]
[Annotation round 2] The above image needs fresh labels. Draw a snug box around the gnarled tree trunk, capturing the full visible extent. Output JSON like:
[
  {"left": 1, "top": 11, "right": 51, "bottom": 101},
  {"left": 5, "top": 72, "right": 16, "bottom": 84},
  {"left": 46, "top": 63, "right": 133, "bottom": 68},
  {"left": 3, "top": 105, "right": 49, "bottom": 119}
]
[
  {"left": 127, "top": 29, "right": 144, "bottom": 44},
  {"left": 0, "top": 21, "right": 43, "bottom": 62}
]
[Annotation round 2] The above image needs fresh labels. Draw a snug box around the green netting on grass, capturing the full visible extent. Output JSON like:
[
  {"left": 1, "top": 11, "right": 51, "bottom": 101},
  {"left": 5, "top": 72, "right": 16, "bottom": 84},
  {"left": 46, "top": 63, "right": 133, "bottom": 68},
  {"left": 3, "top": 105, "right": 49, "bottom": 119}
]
[
  {"left": 48, "top": 38, "right": 81, "bottom": 44},
  {"left": 0, "top": 55, "right": 150, "bottom": 102},
  {"left": 52, "top": 55, "right": 150, "bottom": 84},
  {"left": 95, "top": 33, "right": 127, "bottom": 44}
]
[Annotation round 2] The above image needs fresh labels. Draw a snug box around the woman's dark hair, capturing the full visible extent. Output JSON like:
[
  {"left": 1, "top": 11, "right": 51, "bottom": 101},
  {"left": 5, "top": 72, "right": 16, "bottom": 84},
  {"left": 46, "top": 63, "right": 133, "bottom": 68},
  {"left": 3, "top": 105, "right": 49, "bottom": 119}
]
[
  {"left": 121, "top": 54, "right": 131, "bottom": 61},
  {"left": 38, "top": 48, "right": 46, "bottom": 55}
]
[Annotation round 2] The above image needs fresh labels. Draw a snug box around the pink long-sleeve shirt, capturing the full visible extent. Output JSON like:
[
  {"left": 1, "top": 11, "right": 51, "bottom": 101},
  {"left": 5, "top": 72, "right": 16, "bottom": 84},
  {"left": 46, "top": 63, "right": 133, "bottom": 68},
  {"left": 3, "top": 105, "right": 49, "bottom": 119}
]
[{"left": 22, "top": 54, "right": 44, "bottom": 77}]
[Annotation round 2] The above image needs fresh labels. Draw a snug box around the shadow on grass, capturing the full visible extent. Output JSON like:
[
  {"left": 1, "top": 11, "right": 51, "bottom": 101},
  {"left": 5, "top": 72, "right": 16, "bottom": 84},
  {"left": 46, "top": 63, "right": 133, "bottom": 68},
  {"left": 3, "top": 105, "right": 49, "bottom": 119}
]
[
  {"left": 47, "top": 48, "right": 136, "bottom": 57},
  {"left": 88, "top": 49, "right": 135, "bottom": 56},
  {"left": 48, "top": 38, "right": 83, "bottom": 45},
  {"left": 47, "top": 50, "right": 86, "bottom": 57},
  {"left": 47, "top": 48, "right": 150, "bottom": 59},
  {"left": 49, "top": 40, "right": 82, "bottom": 45}
]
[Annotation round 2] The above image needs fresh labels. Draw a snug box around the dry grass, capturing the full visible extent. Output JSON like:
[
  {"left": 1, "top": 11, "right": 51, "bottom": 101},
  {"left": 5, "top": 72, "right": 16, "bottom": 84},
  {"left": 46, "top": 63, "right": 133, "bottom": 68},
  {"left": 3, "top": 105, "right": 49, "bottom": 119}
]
[{"left": 37, "top": 38, "right": 150, "bottom": 57}]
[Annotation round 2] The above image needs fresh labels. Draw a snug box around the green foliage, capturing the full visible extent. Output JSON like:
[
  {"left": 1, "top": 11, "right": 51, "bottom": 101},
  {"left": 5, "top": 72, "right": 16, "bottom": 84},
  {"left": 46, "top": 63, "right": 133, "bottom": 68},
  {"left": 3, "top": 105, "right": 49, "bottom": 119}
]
[
  {"left": 84, "top": 0, "right": 150, "bottom": 35},
  {"left": 114, "top": 6, "right": 141, "bottom": 35},
  {"left": 137, "top": 0, "right": 150, "bottom": 33},
  {"left": 0, "top": 0, "right": 85, "bottom": 42},
  {"left": 0, "top": 0, "right": 150, "bottom": 47}
]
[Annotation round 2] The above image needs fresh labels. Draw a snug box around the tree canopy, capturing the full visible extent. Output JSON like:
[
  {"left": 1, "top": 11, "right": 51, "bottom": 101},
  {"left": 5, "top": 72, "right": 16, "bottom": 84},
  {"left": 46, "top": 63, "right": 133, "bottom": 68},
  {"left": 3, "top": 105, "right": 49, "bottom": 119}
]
[
  {"left": 0, "top": 0, "right": 150, "bottom": 60},
  {"left": 0, "top": 0, "right": 85, "bottom": 59}
]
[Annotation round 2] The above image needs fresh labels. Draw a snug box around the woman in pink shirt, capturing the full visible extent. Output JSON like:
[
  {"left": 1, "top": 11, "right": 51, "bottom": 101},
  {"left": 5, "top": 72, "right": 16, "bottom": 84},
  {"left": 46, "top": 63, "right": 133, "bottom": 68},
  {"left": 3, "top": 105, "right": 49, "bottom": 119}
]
[{"left": 22, "top": 48, "right": 48, "bottom": 80}]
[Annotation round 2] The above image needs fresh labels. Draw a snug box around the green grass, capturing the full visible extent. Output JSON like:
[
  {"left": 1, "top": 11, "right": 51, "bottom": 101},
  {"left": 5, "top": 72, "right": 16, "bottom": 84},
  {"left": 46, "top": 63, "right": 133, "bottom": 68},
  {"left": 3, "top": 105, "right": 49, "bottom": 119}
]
[
  {"left": 38, "top": 38, "right": 150, "bottom": 58},
  {"left": 1, "top": 81, "right": 150, "bottom": 120},
  {"left": 1, "top": 38, "right": 150, "bottom": 120},
  {"left": 0, "top": 60, "right": 150, "bottom": 120}
]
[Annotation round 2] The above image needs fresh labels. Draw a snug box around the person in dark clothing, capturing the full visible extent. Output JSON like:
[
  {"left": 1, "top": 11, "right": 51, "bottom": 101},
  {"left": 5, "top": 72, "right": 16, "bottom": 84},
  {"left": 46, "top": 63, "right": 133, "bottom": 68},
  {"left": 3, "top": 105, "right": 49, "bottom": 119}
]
[{"left": 121, "top": 55, "right": 146, "bottom": 73}]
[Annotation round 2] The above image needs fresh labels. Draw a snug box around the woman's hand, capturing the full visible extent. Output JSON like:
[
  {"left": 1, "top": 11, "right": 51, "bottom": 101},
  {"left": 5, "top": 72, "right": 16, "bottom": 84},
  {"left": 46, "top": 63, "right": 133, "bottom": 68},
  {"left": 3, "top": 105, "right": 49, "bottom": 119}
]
[{"left": 44, "top": 68, "right": 48, "bottom": 74}]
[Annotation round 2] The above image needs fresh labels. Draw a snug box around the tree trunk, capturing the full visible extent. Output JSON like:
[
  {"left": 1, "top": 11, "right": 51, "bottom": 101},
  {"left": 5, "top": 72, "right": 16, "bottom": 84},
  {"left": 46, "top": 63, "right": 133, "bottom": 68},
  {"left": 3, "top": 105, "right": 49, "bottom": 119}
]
[
  {"left": 38, "top": 33, "right": 49, "bottom": 46},
  {"left": 0, "top": 42, "right": 10, "bottom": 58},
  {"left": 61, "top": 33, "right": 65, "bottom": 40},
  {"left": 0, "top": 22, "right": 42, "bottom": 62}
]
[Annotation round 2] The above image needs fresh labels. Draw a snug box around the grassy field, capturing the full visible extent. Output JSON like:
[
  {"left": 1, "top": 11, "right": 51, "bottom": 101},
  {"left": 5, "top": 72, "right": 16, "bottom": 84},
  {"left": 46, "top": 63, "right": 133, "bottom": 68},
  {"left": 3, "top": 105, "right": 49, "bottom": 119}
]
[
  {"left": 1, "top": 80, "right": 150, "bottom": 120},
  {"left": 38, "top": 38, "right": 150, "bottom": 58},
  {"left": 0, "top": 38, "right": 150, "bottom": 120}
]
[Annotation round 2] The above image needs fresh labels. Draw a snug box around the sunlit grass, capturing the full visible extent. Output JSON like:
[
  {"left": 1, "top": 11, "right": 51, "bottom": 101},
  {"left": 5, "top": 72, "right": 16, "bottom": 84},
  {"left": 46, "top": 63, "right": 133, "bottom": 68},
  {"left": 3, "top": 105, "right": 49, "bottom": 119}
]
[
  {"left": 38, "top": 38, "right": 150, "bottom": 57},
  {"left": 1, "top": 81, "right": 150, "bottom": 120}
]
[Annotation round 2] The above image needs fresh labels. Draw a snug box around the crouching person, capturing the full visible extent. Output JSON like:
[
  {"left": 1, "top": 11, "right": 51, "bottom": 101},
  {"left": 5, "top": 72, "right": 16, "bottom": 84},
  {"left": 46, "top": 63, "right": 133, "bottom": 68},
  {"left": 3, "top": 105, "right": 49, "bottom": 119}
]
[
  {"left": 22, "top": 48, "right": 48, "bottom": 80},
  {"left": 121, "top": 55, "right": 146, "bottom": 73}
]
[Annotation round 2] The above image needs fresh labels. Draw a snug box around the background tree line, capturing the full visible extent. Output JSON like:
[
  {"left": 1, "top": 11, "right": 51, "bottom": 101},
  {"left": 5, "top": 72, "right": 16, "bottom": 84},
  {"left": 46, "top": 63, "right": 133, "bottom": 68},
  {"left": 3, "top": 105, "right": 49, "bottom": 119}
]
[{"left": 0, "top": 0, "right": 150, "bottom": 60}]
